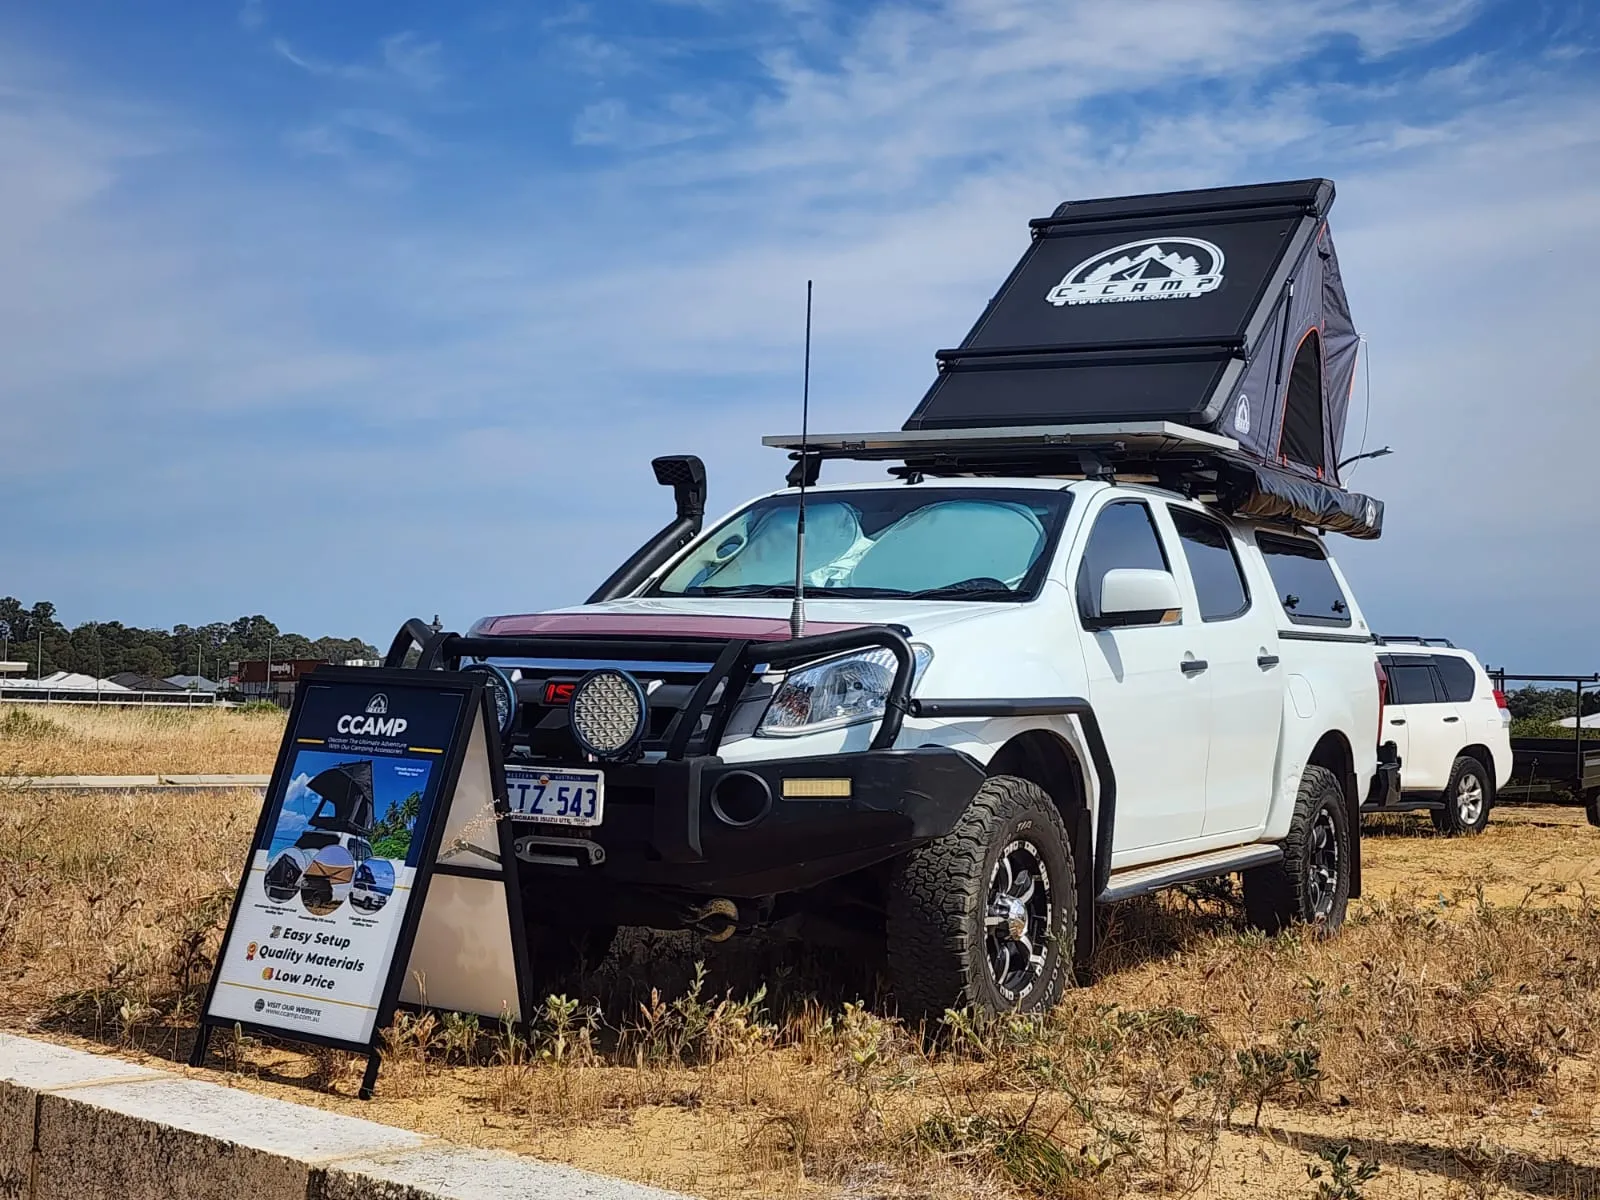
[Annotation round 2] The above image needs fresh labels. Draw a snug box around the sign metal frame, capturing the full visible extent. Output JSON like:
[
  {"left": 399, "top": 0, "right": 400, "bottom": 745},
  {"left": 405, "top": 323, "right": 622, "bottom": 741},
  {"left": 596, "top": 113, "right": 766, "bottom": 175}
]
[{"left": 189, "top": 665, "right": 533, "bottom": 1099}]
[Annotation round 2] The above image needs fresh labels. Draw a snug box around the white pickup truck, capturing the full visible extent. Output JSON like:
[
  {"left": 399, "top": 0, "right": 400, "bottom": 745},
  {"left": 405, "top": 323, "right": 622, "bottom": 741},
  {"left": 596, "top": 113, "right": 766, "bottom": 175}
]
[
  {"left": 421, "top": 439, "right": 1387, "bottom": 1018},
  {"left": 392, "top": 177, "right": 1393, "bottom": 1016}
]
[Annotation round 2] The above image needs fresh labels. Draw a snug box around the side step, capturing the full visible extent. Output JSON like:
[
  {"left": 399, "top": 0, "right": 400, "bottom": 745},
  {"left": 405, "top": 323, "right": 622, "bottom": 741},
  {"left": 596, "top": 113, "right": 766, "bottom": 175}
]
[
  {"left": 1360, "top": 799, "right": 1443, "bottom": 814},
  {"left": 1098, "top": 843, "right": 1282, "bottom": 904}
]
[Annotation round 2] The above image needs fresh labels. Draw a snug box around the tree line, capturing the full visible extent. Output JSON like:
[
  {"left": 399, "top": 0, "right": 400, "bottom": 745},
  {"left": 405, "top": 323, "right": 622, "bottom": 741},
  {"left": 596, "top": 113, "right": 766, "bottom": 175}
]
[{"left": 0, "top": 597, "right": 380, "bottom": 682}]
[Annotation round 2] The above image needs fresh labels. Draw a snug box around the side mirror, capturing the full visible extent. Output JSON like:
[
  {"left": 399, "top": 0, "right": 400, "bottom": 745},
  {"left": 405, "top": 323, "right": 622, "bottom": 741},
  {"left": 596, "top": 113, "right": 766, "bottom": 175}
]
[{"left": 1094, "top": 568, "right": 1182, "bottom": 629}]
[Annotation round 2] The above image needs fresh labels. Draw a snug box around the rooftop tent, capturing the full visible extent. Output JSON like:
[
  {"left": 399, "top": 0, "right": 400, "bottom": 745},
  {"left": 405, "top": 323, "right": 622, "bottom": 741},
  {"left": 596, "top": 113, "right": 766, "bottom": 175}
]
[
  {"left": 904, "top": 178, "right": 1362, "bottom": 485},
  {"left": 307, "top": 759, "right": 375, "bottom": 836}
]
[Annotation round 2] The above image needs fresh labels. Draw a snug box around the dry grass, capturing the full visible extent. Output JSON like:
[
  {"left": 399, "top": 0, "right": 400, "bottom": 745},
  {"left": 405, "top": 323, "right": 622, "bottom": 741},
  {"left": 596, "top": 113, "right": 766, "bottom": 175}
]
[
  {"left": 2, "top": 779, "right": 1598, "bottom": 1199},
  {"left": 0, "top": 703, "right": 284, "bottom": 777}
]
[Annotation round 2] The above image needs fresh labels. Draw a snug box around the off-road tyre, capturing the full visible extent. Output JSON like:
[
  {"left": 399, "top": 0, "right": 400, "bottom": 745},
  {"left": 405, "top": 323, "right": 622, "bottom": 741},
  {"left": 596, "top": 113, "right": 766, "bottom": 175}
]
[
  {"left": 1430, "top": 755, "right": 1491, "bottom": 836},
  {"left": 1243, "top": 765, "right": 1351, "bottom": 935},
  {"left": 885, "top": 775, "right": 1076, "bottom": 1021},
  {"left": 1584, "top": 789, "right": 1600, "bottom": 829}
]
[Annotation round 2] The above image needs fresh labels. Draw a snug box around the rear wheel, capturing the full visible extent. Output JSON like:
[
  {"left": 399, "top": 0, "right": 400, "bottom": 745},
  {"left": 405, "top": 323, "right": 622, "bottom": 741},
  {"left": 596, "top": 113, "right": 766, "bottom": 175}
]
[
  {"left": 1243, "top": 765, "right": 1351, "bottom": 935},
  {"left": 1431, "top": 756, "right": 1491, "bottom": 836},
  {"left": 1585, "top": 789, "right": 1600, "bottom": 829},
  {"left": 886, "top": 775, "right": 1077, "bottom": 1020}
]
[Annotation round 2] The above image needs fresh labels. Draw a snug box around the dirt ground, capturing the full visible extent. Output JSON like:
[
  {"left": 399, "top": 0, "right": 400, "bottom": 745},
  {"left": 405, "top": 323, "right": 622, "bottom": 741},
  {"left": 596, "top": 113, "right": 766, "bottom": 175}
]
[{"left": 2, "top": 771, "right": 1597, "bottom": 1200}]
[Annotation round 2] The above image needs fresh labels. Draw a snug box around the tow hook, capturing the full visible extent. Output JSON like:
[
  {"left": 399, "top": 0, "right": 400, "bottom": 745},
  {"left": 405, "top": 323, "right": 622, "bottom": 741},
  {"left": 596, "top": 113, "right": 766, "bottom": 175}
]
[{"left": 689, "top": 898, "right": 740, "bottom": 942}]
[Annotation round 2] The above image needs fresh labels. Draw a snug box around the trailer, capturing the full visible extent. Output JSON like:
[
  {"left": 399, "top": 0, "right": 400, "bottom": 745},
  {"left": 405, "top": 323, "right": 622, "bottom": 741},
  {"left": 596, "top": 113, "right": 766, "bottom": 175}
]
[{"left": 1489, "top": 670, "right": 1600, "bottom": 826}]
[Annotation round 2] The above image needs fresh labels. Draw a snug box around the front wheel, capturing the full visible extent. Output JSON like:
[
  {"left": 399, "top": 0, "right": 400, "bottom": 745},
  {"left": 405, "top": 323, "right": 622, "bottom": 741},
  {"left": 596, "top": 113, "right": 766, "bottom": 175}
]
[
  {"left": 886, "top": 775, "right": 1077, "bottom": 1020},
  {"left": 1431, "top": 756, "right": 1491, "bottom": 836},
  {"left": 1585, "top": 789, "right": 1599, "bottom": 829},
  {"left": 1243, "top": 765, "right": 1352, "bottom": 935}
]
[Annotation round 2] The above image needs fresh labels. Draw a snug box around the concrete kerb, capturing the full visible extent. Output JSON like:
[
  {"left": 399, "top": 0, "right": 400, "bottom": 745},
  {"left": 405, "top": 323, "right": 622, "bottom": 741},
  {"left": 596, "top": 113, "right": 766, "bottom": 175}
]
[{"left": 0, "top": 1033, "right": 692, "bottom": 1200}]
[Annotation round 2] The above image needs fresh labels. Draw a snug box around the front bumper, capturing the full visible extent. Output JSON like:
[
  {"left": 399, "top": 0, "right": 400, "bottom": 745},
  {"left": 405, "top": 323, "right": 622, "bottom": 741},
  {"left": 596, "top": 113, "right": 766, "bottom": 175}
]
[{"left": 508, "top": 745, "right": 987, "bottom": 896}]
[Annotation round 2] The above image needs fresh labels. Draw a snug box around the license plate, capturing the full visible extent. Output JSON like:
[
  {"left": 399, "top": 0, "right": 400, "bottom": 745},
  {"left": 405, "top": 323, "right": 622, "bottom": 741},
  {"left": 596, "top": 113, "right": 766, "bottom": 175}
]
[{"left": 505, "top": 766, "right": 604, "bottom": 827}]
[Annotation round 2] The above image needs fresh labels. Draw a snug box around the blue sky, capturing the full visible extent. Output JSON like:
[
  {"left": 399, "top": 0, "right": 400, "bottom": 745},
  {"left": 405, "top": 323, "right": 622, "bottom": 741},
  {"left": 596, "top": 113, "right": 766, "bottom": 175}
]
[{"left": 2, "top": 0, "right": 1596, "bottom": 670}]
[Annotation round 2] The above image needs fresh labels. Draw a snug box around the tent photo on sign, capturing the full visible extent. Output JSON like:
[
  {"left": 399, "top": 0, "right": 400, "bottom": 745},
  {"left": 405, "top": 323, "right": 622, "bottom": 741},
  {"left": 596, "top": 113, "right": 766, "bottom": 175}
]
[{"left": 262, "top": 753, "right": 433, "bottom": 909}]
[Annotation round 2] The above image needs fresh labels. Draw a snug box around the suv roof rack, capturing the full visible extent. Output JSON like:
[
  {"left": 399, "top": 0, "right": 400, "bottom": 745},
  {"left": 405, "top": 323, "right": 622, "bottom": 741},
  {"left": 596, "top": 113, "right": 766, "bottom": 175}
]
[
  {"left": 1376, "top": 636, "right": 1458, "bottom": 648},
  {"left": 763, "top": 420, "right": 1235, "bottom": 465},
  {"left": 764, "top": 420, "right": 1385, "bottom": 540}
]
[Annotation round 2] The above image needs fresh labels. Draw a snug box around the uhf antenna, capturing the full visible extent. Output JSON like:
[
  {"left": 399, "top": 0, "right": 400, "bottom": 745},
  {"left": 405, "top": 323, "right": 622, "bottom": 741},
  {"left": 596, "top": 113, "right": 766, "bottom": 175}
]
[{"left": 789, "top": 280, "right": 813, "bottom": 640}]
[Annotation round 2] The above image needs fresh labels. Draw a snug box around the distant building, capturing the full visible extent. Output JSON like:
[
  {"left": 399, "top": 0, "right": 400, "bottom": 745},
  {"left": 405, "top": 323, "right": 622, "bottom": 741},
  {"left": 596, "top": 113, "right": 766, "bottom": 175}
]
[
  {"left": 234, "top": 658, "right": 326, "bottom": 704},
  {"left": 165, "top": 674, "right": 223, "bottom": 693},
  {"left": 107, "top": 672, "right": 183, "bottom": 693}
]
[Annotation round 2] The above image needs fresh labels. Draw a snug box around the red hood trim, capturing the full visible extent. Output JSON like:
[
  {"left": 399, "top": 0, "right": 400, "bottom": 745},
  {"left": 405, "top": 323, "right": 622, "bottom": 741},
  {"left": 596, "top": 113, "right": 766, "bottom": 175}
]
[{"left": 478, "top": 612, "right": 865, "bottom": 642}]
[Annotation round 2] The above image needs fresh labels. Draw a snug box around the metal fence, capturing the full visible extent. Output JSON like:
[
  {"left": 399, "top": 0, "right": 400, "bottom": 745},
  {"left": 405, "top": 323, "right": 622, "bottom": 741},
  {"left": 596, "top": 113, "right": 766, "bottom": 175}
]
[{"left": 0, "top": 687, "right": 222, "bottom": 707}]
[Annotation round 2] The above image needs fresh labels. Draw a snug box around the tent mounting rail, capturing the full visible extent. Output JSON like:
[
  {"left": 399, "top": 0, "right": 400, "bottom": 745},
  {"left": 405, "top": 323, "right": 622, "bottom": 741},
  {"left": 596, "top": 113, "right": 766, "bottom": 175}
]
[{"left": 762, "top": 421, "right": 1238, "bottom": 464}]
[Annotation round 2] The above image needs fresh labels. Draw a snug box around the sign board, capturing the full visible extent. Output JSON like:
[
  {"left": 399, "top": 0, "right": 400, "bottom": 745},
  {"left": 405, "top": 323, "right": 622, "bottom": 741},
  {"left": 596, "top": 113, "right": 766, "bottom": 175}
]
[
  {"left": 191, "top": 665, "right": 532, "bottom": 1097},
  {"left": 236, "top": 658, "right": 326, "bottom": 684},
  {"left": 399, "top": 710, "right": 532, "bottom": 1022}
]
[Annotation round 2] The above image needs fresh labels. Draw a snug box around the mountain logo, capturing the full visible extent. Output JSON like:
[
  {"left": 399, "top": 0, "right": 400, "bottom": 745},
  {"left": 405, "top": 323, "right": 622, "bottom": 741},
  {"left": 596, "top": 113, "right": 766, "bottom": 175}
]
[
  {"left": 365, "top": 694, "right": 389, "bottom": 715},
  {"left": 1046, "top": 237, "right": 1225, "bottom": 306},
  {"left": 1233, "top": 395, "right": 1251, "bottom": 435}
]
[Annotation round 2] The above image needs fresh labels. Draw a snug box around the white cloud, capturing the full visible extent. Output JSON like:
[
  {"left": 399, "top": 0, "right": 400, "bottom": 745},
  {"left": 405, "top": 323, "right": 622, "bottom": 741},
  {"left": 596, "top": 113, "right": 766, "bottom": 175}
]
[{"left": 271, "top": 31, "right": 444, "bottom": 91}]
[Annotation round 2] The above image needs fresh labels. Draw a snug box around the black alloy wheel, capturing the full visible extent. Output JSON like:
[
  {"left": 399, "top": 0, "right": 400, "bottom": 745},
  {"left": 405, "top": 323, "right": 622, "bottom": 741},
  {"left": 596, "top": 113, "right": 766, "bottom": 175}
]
[
  {"left": 985, "top": 838, "right": 1056, "bottom": 1003},
  {"left": 1243, "top": 764, "right": 1352, "bottom": 934},
  {"left": 887, "top": 775, "right": 1077, "bottom": 1019}
]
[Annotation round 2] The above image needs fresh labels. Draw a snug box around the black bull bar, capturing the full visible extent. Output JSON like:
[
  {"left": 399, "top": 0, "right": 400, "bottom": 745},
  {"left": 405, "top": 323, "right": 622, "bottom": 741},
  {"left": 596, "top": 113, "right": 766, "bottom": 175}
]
[
  {"left": 385, "top": 618, "right": 918, "bottom": 755},
  {"left": 385, "top": 618, "right": 1120, "bottom": 895}
]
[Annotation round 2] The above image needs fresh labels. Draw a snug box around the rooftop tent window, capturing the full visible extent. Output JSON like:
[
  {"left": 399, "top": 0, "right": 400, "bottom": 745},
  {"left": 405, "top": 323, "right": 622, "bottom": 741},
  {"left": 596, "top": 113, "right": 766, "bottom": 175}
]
[{"left": 1279, "top": 329, "right": 1326, "bottom": 472}]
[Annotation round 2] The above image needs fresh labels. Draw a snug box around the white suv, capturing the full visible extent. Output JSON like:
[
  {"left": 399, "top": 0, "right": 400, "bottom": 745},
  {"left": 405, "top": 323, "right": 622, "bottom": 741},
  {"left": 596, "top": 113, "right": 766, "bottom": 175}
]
[{"left": 1367, "top": 639, "right": 1512, "bottom": 834}]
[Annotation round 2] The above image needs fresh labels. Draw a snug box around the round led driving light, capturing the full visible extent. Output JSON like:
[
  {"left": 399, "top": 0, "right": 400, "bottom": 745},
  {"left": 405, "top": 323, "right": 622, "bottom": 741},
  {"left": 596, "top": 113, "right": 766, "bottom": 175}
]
[
  {"left": 569, "top": 668, "right": 647, "bottom": 759},
  {"left": 462, "top": 662, "right": 519, "bottom": 735}
]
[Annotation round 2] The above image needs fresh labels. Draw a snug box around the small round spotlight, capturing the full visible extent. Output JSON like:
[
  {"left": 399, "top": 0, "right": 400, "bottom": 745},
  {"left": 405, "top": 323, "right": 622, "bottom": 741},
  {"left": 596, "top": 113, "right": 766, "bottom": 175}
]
[
  {"left": 463, "top": 662, "right": 519, "bottom": 735},
  {"left": 569, "top": 669, "right": 648, "bottom": 759}
]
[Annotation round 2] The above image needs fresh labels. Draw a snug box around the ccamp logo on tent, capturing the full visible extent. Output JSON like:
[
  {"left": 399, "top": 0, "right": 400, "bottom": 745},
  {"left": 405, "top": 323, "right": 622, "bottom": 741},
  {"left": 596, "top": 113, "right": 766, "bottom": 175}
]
[{"left": 1046, "top": 237, "right": 1225, "bottom": 306}]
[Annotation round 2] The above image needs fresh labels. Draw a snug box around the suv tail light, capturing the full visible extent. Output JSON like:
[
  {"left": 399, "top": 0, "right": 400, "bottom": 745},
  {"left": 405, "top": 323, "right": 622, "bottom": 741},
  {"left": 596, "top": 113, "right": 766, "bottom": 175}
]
[
  {"left": 1375, "top": 659, "right": 1389, "bottom": 745},
  {"left": 1493, "top": 688, "right": 1509, "bottom": 711}
]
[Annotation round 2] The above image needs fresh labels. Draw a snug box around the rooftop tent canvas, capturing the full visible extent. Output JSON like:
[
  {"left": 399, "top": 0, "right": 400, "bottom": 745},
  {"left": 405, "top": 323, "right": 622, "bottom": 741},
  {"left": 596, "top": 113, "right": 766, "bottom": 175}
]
[{"left": 904, "top": 178, "right": 1362, "bottom": 485}]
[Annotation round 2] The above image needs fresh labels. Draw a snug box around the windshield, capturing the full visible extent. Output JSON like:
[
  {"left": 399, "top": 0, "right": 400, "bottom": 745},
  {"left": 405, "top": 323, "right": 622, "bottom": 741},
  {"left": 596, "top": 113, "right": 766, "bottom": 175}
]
[{"left": 650, "top": 487, "right": 1071, "bottom": 600}]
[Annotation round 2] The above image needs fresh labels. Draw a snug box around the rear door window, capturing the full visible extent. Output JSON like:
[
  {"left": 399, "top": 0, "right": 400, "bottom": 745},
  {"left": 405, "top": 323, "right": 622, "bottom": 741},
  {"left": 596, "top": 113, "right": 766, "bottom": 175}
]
[
  {"left": 1256, "top": 533, "right": 1351, "bottom": 627},
  {"left": 1385, "top": 659, "right": 1442, "bottom": 705},
  {"left": 1431, "top": 655, "right": 1478, "bottom": 703},
  {"left": 1076, "top": 500, "right": 1171, "bottom": 623},
  {"left": 1169, "top": 507, "right": 1250, "bottom": 621}
]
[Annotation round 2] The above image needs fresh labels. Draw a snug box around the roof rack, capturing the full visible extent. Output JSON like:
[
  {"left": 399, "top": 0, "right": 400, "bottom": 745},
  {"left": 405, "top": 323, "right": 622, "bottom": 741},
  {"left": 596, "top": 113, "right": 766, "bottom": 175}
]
[
  {"left": 763, "top": 421, "right": 1384, "bottom": 539},
  {"left": 762, "top": 421, "right": 1235, "bottom": 466},
  {"left": 1376, "top": 636, "right": 1458, "bottom": 648}
]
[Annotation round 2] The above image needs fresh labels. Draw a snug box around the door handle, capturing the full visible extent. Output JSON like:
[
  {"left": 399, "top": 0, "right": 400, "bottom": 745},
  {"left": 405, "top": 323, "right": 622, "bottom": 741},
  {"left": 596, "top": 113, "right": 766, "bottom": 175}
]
[
  {"left": 1390, "top": 718, "right": 1406, "bottom": 726},
  {"left": 1257, "top": 654, "right": 1280, "bottom": 669},
  {"left": 1180, "top": 659, "right": 1209, "bottom": 675},
  {"left": 1443, "top": 715, "right": 1460, "bottom": 723}
]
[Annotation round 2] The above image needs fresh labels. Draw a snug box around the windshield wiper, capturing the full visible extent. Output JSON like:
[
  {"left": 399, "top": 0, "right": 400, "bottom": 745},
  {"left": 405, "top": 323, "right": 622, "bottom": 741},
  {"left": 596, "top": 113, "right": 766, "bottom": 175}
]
[
  {"left": 909, "top": 582, "right": 1018, "bottom": 601},
  {"left": 681, "top": 584, "right": 794, "bottom": 597}
]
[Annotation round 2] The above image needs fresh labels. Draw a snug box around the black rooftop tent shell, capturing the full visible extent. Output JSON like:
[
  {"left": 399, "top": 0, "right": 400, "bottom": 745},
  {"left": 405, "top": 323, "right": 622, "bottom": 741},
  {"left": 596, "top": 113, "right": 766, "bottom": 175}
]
[
  {"left": 905, "top": 178, "right": 1363, "bottom": 487},
  {"left": 307, "top": 760, "right": 376, "bottom": 836}
]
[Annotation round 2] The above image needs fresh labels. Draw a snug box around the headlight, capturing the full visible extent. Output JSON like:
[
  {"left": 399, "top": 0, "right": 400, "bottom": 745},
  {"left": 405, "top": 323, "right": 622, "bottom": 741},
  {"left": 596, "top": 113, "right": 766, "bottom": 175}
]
[{"left": 758, "top": 645, "right": 932, "bottom": 737}]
